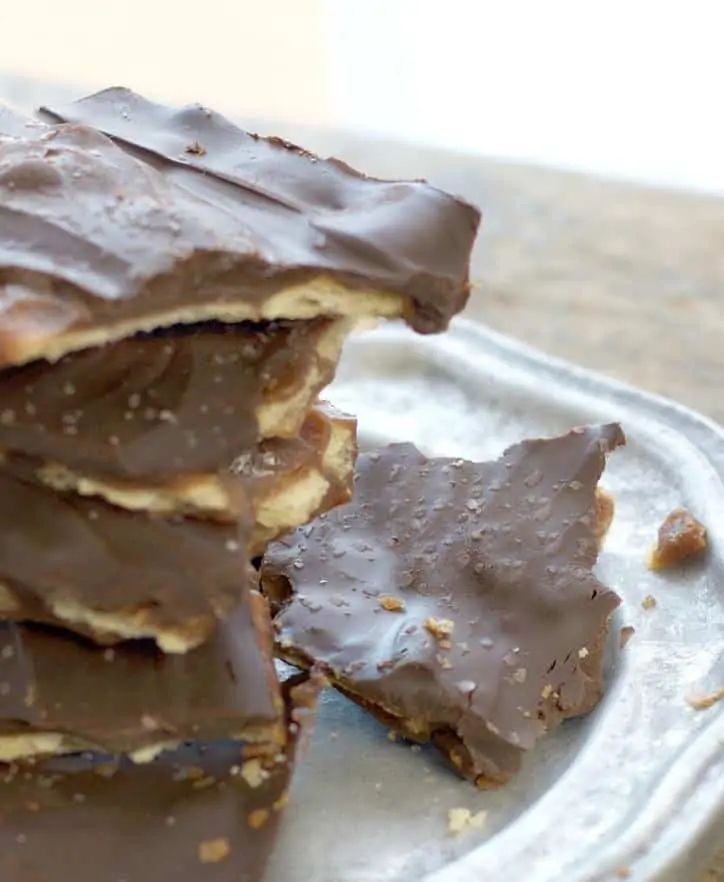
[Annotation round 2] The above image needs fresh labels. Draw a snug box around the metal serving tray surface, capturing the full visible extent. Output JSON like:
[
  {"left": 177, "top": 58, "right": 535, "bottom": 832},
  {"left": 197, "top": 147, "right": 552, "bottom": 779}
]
[{"left": 265, "top": 319, "right": 724, "bottom": 882}]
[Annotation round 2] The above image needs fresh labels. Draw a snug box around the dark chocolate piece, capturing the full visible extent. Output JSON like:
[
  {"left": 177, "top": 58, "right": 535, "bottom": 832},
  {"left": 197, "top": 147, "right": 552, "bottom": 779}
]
[
  {"left": 0, "top": 470, "right": 253, "bottom": 653},
  {"left": 263, "top": 426, "right": 625, "bottom": 787},
  {"left": 0, "top": 317, "right": 347, "bottom": 481},
  {"left": 0, "top": 671, "right": 321, "bottom": 882},
  {"left": 0, "top": 587, "right": 286, "bottom": 761},
  {"left": 0, "top": 92, "right": 480, "bottom": 367}
]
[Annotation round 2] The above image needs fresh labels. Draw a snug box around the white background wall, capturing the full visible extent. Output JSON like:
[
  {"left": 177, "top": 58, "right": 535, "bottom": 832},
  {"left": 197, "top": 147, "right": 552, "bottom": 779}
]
[
  {"left": 324, "top": 0, "right": 724, "bottom": 194},
  {"left": 2, "top": 0, "right": 724, "bottom": 195}
]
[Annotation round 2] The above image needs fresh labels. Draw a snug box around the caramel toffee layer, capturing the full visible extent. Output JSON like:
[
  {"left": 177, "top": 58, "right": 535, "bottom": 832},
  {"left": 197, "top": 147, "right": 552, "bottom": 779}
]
[
  {"left": 0, "top": 588, "right": 285, "bottom": 762},
  {"left": 24, "top": 401, "right": 358, "bottom": 543},
  {"left": 0, "top": 671, "right": 321, "bottom": 882},
  {"left": 0, "top": 470, "right": 253, "bottom": 653},
  {"left": 0, "top": 92, "right": 479, "bottom": 367},
  {"left": 0, "top": 317, "right": 347, "bottom": 481},
  {"left": 263, "top": 426, "right": 625, "bottom": 787}
]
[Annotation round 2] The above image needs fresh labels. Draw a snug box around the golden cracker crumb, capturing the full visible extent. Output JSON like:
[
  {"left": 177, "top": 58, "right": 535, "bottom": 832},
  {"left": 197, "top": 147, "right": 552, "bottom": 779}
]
[
  {"left": 447, "top": 807, "right": 488, "bottom": 836},
  {"left": 686, "top": 687, "right": 724, "bottom": 710},
  {"left": 641, "top": 595, "right": 657, "bottom": 610},
  {"left": 541, "top": 684, "right": 554, "bottom": 700},
  {"left": 578, "top": 647, "right": 590, "bottom": 659},
  {"left": 424, "top": 617, "right": 455, "bottom": 640},
  {"left": 240, "top": 759, "right": 269, "bottom": 789},
  {"left": 198, "top": 838, "right": 230, "bottom": 864},
  {"left": 379, "top": 595, "right": 405, "bottom": 612},
  {"left": 387, "top": 729, "right": 398, "bottom": 742},
  {"left": 248, "top": 808, "right": 271, "bottom": 830}
]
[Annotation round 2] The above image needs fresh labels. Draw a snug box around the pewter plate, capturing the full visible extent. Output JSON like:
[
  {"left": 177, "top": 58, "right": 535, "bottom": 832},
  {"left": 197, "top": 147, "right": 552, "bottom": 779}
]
[{"left": 265, "top": 319, "right": 724, "bottom": 882}]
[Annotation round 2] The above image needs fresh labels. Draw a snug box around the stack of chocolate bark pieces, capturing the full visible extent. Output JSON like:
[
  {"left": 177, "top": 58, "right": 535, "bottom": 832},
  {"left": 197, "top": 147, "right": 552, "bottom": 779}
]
[{"left": 0, "top": 90, "right": 480, "bottom": 881}]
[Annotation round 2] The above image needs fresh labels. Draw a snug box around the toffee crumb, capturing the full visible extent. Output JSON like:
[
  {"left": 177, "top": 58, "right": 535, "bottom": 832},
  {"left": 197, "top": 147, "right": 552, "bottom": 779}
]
[
  {"left": 447, "top": 807, "right": 487, "bottom": 835},
  {"left": 424, "top": 617, "right": 455, "bottom": 640},
  {"left": 648, "top": 507, "right": 707, "bottom": 570},
  {"left": 379, "top": 595, "right": 405, "bottom": 612},
  {"left": 198, "top": 837, "right": 230, "bottom": 863}
]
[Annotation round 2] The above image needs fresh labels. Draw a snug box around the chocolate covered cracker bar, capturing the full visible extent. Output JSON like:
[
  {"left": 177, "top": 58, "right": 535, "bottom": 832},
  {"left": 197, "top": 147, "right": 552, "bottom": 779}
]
[
  {"left": 0, "top": 318, "right": 350, "bottom": 484},
  {"left": 0, "top": 671, "right": 322, "bottom": 882},
  {"left": 0, "top": 91, "right": 479, "bottom": 367},
  {"left": 0, "top": 471, "right": 254, "bottom": 652},
  {"left": 263, "top": 426, "right": 625, "bottom": 787},
  {"left": 18, "top": 402, "right": 357, "bottom": 548},
  {"left": 0, "top": 583, "right": 286, "bottom": 762}
]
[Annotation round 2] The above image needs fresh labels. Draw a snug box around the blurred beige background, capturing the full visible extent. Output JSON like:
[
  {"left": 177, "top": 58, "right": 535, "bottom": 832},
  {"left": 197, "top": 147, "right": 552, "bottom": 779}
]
[{"left": 2, "top": 0, "right": 332, "bottom": 124}]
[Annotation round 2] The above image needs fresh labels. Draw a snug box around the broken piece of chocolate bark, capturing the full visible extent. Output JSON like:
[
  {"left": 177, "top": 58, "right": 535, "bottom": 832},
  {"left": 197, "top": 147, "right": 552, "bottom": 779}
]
[
  {"left": 0, "top": 585, "right": 286, "bottom": 762},
  {"left": 0, "top": 92, "right": 479, "bottom": 367},
  {"left": 0, "top": 670, "right": 322, "bottom": 882},
  {"left": 262, "top": 425, "right": 625, "bottom": 787},
  {"left": 0, "top": 471, "right": 253, "bottom": 653}
]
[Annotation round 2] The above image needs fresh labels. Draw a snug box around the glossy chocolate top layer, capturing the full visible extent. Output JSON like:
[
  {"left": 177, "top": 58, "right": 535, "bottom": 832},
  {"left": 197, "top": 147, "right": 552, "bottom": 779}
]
[
  {"left": 0, "top": 672, "right": 319, "bottom": 882},
  {"left": 0, "top": 317, "right": 342, "bottom": 480},
  {"left": 0, "top": 587, "right": 283, "bottom": 757},
  {"left": 0, "top": 90, "right": 479, "bottom": 366},
  {"left": 263, "top": 426, "right": 624, "bottom": 786},
  {"left": 0, "top": 469, "right": 252, "bottom": 651}
]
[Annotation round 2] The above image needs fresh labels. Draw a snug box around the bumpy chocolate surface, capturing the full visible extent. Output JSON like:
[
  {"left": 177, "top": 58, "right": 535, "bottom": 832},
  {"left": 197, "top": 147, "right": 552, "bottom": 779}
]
[
  {"left": 0, "top": 588, "right": 285, "bottom": 760},
  {"left": 0, "top": 470, "right": 253, "bottom": 653},
  {"left": 0, "top": 91, "right": 479, "bottom": 366},
  {"left": 263, "top": 426, "right": 625, "bottom": 787},
  {"left": 0, "top": 317, "right": 346, "bottom": 480},
  {"left": 0, "top": 672, "right": 319, "bottom": 882}
]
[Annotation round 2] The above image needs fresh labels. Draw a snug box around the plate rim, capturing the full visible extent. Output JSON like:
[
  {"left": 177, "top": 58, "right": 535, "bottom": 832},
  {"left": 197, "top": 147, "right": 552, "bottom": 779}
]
[{"left": 340, "top": 317, "right": 724, "bottom": 882}]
